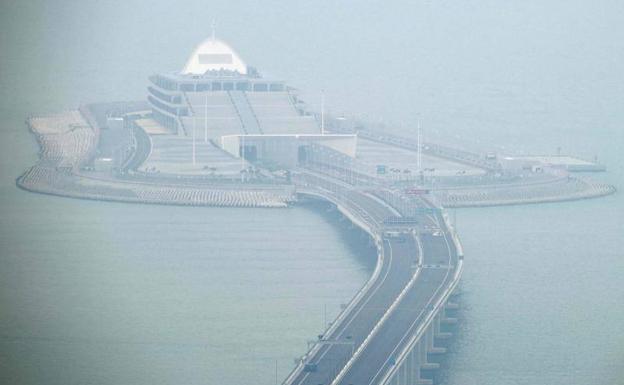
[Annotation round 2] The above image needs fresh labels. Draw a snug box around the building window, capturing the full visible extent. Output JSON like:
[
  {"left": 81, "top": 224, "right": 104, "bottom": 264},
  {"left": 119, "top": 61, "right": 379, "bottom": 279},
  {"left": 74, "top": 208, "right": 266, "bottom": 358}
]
[
  {"left": 196, "top": 83, "right": 210, "bottom": 91},
  {"left": 223, "top": 82, "right": 234, "bottom": 91},
  {"left": 148, "top": 96, "right": 177, "bottom": 115},
  {"left": 212, "top": 82, "right": 222, "bottom": 91},
  {"left": 236, "top": 82, "right": 249, "bottom": 91},
  {"left": 180, "top": 83, "right": 194, "bottom": 92},
  {"left": 148, "top": 86, "right": 172, "bottom": 103},
  {"left": 269, "top": 83, "right": 284, "bottom": 92},
  {"left": 253, "top": 83, "right": 268, "bottom": 92}
]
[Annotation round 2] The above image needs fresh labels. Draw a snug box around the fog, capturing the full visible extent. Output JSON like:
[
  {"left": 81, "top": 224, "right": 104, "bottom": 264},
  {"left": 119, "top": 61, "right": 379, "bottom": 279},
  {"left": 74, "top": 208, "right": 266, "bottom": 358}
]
[{"left": 1, "top": 1, "right": 623, "bottom": 385}]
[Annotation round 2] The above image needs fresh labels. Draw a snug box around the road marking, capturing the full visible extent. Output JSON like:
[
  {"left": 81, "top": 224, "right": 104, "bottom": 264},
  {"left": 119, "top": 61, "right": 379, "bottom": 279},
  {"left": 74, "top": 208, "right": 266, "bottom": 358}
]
[
  {"left": 297, "top": 238, "right": 395, "bottom": 384},
  {"left": 331, "top": 237, "right": 424, "bottom": 385},
  {"left": 421, "top": 264, "right": 454, "bottom": 269},
  {"left": 366, "top": 213, "right": 455, "bottom": 385}
]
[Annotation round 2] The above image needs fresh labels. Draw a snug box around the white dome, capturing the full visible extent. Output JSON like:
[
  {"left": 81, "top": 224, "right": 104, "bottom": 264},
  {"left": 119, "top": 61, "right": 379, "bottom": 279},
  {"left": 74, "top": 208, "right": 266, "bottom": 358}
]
[{"left": 182, "top": 37, "right": 247, "bottom": 75}]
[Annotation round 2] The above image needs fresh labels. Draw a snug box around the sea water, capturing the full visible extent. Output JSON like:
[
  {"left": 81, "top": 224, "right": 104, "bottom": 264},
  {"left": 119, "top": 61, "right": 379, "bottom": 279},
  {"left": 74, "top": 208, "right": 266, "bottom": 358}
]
[{"left": 1, "top": 1, "right": 622, "bottom": 384}]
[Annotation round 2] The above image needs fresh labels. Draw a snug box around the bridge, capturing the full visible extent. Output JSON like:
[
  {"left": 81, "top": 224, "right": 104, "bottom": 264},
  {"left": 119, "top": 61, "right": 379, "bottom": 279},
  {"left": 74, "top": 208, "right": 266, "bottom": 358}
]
[
  {"left": 22, "top": 103, "right": 465, "bottom": 384},
  {"left": 284, "top": 170, "right": 464, "bottom": 385}
]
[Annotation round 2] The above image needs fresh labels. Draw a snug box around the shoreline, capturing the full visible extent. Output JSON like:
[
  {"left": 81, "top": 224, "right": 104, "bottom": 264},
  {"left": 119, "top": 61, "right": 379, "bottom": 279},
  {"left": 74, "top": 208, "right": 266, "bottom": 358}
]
[{"left": 17, "top": 105, "right": 617, "bottom": 209}]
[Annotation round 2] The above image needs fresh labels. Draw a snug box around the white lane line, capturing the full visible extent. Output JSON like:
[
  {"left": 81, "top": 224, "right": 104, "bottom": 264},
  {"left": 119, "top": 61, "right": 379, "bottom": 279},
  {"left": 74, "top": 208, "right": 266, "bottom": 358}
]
[
  {"left": 364, "top": 192, "right": 402, "bottom": 217},
  {"left": 297, "top": 239, "right": 395, "bottom": 384},
  {"left": 290, "top": 187, "right": 399, "bottom": 385},
  {"left": 331, "top": 236, "right": 423, "bottom": 385},
  {"left": 367, "top": 215, "right": 454, "bottom": 385},
  {"left": 379, "top": 238, "right": 462, "bottom": 384},
  {"left": 375, "top": 211, "right": 464, "bottom": 385},
  {"left": 285, "top": 189, "right": 384, "bottom": 385}
]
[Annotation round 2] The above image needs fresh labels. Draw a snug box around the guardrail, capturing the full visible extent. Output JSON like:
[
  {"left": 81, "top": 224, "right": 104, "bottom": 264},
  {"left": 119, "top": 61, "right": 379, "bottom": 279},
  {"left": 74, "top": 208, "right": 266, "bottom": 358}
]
[
  {"left": 285, "top": 171, "right": 463, "bottom": 385},
  {"left": 330, "top": 235, "right": 424, "bottom": 385},
  {"left": 282, "top": 186, "right": 386, "bottom": 385},
  {"left": 379, "top": 211, "right": 464, "bottom": 384}
]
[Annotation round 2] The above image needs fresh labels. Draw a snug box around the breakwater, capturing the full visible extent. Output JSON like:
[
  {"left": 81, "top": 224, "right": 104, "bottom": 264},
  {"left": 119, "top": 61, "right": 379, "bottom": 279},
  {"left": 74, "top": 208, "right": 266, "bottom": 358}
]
[
  {"left": 17, "top": 105, "right": 616, "bottom": 211},
  {"left": 18, "top": 110, "right": 294, "bottom": 208}
]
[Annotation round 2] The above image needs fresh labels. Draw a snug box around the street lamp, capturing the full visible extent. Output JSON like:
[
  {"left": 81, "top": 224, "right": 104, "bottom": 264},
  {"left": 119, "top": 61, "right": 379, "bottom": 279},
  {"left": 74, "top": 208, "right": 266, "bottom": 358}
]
[{"left": 192, "top": 115, "right": 196, "bottom": 166}]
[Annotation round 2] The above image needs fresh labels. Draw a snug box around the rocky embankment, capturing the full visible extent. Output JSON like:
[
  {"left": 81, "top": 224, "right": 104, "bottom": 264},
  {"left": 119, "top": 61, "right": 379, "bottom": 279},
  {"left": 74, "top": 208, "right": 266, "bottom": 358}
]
[{"left": 17, "top": 110, "right": 294, "bottom": 208}]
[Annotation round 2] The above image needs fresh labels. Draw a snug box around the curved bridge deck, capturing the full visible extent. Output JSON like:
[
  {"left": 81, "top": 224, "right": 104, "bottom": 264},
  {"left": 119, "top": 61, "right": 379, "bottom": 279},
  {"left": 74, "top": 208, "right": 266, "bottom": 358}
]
[{"left": 285, "top": 171, "right": 463, "bottom": 385}]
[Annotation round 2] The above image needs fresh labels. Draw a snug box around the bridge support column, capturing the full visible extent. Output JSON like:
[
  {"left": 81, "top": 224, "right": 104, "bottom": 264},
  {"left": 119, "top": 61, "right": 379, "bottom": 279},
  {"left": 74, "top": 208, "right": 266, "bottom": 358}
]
[
  {"left": 420, "top": 330, "right": 439, "bottom": 371},
  {"left": 441, "top": 303, "right": 458, "bottom": 325},
  {"left": 410, "top": 346, "right": 434, "bottom": 385},
  {"left": 404, "top": 355, "right": 412, "bottom": 385},
  {"left": 434, "top": 312, "right": 452, "bottom": 339},
  {"left": 402, "top": 346, "right": 424, "bottom": 385},
  {"left": 392, "top": 342, "right": 431, "bottom": 385},
  {"left": 441, "top": 315, "right": 458, "bottom": 325},
  {"left": 390, "top": 349, "right": 430, "bottom": 385},
  {"left": 397, "top": 348, "right": 410, "bottom": 385},
  {"left": 427, "top": 325, "right": 446, "bottom": 355},
  {"left": 410, "top": 347, "right": 421, "bottom": 384}
]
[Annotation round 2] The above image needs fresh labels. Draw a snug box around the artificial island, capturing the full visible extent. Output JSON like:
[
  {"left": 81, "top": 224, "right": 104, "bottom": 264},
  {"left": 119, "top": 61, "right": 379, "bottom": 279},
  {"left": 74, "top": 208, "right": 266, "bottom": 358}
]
[{"left": 18, "top": 34, "right": 616, "bottom": 385}]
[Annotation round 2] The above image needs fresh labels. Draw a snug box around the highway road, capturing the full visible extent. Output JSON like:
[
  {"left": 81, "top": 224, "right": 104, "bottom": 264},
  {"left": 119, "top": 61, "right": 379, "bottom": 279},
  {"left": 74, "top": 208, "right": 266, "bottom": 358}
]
[
  {"left": 288, "top": 191, "right": 417, "bottom": 385},
  {"left": 335, "top": 213, "right": 459, "bottom": 385},
  {"left": 286, "top": 171, "right": 460, "bottom": 385}
]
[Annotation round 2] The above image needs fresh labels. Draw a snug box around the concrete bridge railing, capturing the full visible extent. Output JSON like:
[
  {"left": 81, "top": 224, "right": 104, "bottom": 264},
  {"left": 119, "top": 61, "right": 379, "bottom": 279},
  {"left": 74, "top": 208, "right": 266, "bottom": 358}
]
[
  {"left": 380, "top": 212, "right": 464, "bottom": 385},
  {"left": 281, "top": 186, "right": 387, "bottom": 385},
  {"left": 284, "top": 171, "right": 463, "bottom": 385}
]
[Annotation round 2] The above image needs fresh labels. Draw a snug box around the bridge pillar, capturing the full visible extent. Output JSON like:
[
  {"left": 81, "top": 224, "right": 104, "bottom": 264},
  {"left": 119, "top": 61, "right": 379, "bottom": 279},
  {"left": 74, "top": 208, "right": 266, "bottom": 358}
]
[
  {"left": 397, "top": 349, "right": 409, "bottom": 385},
  {"left": 420, "top": 330, "right": 440, "bottom": 370},
  {"left": 441, "top": 303, "right": 458, "bottom": 325},
  {"left": 434, "top": 312, "right": 452, "bottom": 339},
  {"left": 410, "top": 346, "right": 432, "bottom": 385},
  {"left": 402, "top": 346, "right": 422, "bottom": 385},
  {"left": 418, "top": 334, "right": 426, "bottom": 361},
  {"left": 427, "top": 326, "right": 446, "bottom": 355},
  {"left": 397, "top": 342, "right": 429, "bottom": 385},
  {"left": 389, "top": 350, "right": 430, "bottom": 385},
  {"left": 441, "top": 315, "right": 458, "bottom": 325},
  {"left": 403, "top": 357, "right": 411, "bottom": 385},
  {"left": 410, "top": 347, "right": 420, "bottom": 384},
  {"left": 393, "top": 362, "right": 403, "bottom": 385}
]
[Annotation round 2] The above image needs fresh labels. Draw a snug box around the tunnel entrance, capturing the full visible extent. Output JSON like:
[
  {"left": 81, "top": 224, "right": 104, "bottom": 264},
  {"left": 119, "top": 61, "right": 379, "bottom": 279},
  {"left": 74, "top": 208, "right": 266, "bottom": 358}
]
[{"left": 240, "top": 145, "right": 258, "bottom": 162}]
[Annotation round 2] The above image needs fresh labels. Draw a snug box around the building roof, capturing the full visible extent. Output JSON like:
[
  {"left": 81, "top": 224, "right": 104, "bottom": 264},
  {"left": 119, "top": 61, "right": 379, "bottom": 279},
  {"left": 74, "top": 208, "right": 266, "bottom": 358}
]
[{"left": 181, "top": 37, "right": 247, "bottom": 75}]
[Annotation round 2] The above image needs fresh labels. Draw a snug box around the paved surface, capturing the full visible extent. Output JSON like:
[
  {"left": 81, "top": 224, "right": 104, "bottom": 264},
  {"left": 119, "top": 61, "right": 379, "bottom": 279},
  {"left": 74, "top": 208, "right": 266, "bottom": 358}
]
[
  {"left": 337, "top": 219, "right": 458, "bottom": 385},
  {"left": 286, "top": 172, "right": 459, "bottom": 385},
  {"left": 357, "top": 138, "right": 485, "bottom": 177},
  {"left": 143, "top": 135, "right": 249, "bottom": 175}
]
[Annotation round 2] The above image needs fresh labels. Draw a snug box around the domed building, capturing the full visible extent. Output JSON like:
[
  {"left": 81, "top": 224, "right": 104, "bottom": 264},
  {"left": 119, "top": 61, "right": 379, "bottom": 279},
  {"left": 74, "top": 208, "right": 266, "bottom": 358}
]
[
  {"left": 145, "top": 35, "right": 356, "bottom": 170},
  {"left": 181, "top": 37, "right": 248, "bottom": 75}
]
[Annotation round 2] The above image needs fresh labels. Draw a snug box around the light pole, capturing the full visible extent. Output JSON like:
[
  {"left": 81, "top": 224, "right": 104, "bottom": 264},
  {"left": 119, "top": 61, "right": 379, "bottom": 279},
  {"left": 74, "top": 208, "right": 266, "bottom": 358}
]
[
  {"left": 240, "top": 134, "right": 245, "bottom": 182},
  {"left": 204, "top": 94, "right": 208, "bottom": 142},
  {"left": 192, "top": 115, "right": 196, "bottom": 166}
]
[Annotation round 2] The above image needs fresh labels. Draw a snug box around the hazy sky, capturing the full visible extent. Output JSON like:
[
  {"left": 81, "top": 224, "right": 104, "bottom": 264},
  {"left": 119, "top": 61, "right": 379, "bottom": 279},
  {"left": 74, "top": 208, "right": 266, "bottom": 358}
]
[
  {"left": 1, "top": 0, "right": 623, "bottom": 156},
  {"left": 0, "top": 3, "right": 622, "bottom": 385}
]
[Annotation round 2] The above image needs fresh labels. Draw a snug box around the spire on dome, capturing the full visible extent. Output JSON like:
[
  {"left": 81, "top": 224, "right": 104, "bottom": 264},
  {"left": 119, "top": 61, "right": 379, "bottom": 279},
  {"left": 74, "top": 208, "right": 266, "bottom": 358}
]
[{"left": 211, "top": 19, "right": 217, "bottom": 41}]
